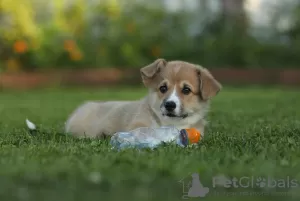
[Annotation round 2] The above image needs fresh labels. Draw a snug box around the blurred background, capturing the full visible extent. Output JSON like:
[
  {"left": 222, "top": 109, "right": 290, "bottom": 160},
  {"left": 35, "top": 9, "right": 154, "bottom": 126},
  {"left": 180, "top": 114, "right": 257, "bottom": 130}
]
[{"left": 0, "top": 0, "right": 300, "bottom": 88}]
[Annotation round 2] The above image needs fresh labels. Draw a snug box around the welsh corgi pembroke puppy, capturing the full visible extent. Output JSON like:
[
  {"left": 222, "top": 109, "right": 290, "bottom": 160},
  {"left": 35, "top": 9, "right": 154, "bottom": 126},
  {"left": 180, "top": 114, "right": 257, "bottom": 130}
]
[{"left": 65, "top": 59, "right": 222, "bottom": 138}]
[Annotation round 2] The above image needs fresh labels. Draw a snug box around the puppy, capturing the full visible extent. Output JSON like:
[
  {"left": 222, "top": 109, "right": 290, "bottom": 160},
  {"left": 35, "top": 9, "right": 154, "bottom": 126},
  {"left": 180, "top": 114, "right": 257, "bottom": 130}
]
[{"left": 65, "top": 59, "right": 222, "bottom": 138}]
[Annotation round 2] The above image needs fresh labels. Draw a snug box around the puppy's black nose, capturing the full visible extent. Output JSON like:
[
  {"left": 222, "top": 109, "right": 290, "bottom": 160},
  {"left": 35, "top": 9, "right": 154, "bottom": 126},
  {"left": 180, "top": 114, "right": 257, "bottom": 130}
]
[{"left": 165, "top": 101, "right": 176, "bottom": 112}]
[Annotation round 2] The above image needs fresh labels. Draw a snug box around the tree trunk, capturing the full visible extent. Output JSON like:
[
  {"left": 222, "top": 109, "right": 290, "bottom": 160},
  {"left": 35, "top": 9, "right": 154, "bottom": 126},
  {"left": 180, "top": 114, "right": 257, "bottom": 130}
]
[
  {"left": 221, "top": 0, "right": 244, "bottom": 16},
  {"left": 221, "top": 0, "right": 247, "bottom": 34}
]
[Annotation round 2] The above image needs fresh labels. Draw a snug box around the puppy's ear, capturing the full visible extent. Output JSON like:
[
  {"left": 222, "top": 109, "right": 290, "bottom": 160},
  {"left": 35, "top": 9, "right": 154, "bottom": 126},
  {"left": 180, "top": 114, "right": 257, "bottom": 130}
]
[
  {"left": 140, "top": 58, "right": 167, "bottom": 85},
  {"left": 197, "top": 67, "right": 222, "bottom": 101}
]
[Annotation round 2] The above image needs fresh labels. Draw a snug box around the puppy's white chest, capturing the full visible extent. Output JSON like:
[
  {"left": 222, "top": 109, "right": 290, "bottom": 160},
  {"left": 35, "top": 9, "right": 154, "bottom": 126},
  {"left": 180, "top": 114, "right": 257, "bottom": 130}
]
[{"left": 159, "top": 115, "right": 200, "bottom": 130}]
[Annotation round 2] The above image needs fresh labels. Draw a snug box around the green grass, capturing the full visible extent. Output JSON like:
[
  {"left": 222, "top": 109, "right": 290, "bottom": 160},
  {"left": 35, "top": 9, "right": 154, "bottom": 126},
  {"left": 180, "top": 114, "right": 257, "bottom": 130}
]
[{"left": 1, "top": 86, "right": 300, "bottom": 201}]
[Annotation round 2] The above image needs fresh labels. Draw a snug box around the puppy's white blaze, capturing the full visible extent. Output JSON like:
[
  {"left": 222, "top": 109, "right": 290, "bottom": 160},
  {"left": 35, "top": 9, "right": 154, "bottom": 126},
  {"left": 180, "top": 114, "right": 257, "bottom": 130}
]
[
  {"left": 26, "top": 119, "right": 36, "bottom": 130},
  {"left": 167, "top": 86, "right": 181, "bottom": 114}
]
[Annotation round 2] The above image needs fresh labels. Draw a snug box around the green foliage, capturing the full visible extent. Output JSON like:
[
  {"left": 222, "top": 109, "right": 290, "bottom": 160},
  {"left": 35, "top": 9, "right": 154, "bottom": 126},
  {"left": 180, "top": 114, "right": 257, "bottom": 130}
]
[{"left": 0, "top": 0, "right": 300, "bottom": 71}]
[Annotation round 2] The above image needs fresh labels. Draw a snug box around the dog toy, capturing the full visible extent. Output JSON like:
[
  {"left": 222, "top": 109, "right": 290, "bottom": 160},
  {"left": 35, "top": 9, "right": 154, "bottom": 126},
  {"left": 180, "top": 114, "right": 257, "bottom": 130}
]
[{"left": 110, "top": 126, "right": 201, "bottom": 150}]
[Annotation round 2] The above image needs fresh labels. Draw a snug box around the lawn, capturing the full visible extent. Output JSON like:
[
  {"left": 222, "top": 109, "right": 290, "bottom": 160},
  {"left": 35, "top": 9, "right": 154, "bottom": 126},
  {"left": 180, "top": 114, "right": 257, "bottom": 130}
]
[{"left": 0, "top": 86, "right": 300, "bottom": 201}]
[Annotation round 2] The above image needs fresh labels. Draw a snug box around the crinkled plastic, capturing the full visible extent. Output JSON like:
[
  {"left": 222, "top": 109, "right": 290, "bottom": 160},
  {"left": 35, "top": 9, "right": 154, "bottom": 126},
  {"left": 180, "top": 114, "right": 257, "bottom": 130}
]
[{"left": 110, "top": 126, "right": 184, "bottom": 150}]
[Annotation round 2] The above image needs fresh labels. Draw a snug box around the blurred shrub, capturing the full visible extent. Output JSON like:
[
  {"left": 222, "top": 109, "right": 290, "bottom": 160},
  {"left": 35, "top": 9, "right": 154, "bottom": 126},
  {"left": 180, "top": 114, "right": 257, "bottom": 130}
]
[{"left": 0, "top": 0, "right": 299, "bottom": 72}]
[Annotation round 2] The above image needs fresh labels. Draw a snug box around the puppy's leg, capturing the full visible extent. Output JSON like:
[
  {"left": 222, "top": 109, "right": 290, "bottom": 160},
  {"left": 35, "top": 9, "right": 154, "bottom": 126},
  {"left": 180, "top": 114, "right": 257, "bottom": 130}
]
[
  {"left": 65, "top": 101, "right": 105, "bottom": 138},
  {"left": 194, "top": 120, "right": 206, "bottom": 137},
  {"left": 126, "top": 122, "right": 148, "bottom": 131}
]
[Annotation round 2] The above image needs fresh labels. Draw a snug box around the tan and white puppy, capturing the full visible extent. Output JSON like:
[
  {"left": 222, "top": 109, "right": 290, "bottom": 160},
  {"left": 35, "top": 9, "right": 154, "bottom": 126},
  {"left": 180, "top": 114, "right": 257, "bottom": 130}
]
[{"left": 65, "top": 59, "right": 222, "bottom": 138}]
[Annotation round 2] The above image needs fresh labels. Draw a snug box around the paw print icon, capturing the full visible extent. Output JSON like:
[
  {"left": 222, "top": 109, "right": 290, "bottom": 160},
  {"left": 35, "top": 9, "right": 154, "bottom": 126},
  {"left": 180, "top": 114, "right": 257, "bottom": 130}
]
[{"left": 256, "top": 177, "right": 267, "bottom": 188}]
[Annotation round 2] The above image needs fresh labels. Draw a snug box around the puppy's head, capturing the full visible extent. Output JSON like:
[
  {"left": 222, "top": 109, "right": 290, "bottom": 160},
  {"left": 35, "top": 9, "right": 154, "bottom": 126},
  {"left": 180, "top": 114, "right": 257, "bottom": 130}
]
[{"left": 140, "top": 58, "right": 222, "bottom": 119}]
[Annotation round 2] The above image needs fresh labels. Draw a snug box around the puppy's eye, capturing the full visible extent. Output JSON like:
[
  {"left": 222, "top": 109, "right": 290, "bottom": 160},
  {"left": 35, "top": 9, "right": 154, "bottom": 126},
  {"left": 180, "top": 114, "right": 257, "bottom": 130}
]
[
  {"left": 159, "top": 85, "right": 168, "bottom": 93},
  {"left": 182, "top": 87, "right": 191, "bottom": 95}
]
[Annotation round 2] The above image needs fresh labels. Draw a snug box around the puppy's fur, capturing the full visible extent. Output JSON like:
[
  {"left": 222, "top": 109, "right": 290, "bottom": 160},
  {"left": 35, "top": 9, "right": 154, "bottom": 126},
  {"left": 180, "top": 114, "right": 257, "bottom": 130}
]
[{"left": 65, "top": 59, "right": 222, "bottom": 138}]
